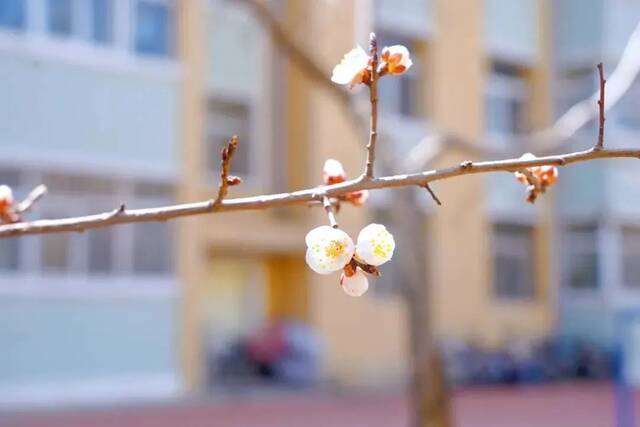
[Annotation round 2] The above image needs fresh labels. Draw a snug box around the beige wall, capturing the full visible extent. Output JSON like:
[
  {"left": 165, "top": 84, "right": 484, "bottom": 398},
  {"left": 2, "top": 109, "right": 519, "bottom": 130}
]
[{"left": 179, "top": 0, "right": 558, "bottom": 391}]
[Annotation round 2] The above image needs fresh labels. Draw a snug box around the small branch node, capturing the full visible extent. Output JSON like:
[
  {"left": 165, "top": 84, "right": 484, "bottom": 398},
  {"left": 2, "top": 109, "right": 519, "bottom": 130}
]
[
  {"left": 595, "top": 62, "right": 606, "bottom": 150},
  {"left": 460, "top": 160, "right": 473, "bottom": 169}
]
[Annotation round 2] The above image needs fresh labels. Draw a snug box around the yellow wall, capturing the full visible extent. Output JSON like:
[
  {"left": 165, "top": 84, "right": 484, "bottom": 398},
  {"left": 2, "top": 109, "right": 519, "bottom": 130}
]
[{"left": 179, "top": 0, "right": 559, "bottom": 391}]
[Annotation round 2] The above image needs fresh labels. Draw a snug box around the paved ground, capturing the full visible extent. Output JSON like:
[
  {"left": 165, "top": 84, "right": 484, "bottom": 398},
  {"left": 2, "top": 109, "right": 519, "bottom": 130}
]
[{"left": 2, "top": 382, "right": 638, "bottom": 427}]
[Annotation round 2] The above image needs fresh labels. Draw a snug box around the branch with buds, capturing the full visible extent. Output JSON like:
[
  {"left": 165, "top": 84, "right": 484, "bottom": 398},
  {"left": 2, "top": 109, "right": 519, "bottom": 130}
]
[{"left": 0, "top": 35, "right": 636, "bottom": 296}]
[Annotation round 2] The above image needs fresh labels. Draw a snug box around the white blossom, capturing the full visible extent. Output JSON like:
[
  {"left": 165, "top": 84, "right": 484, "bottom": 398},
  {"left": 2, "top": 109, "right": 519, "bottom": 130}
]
[
  {"left": 305, "top": 225, "right": 355, "bottom": 274},
  {"left": 331, "top": 46, "right": 370, "bottom": 87},
  {"left": 0, "top": 185, "right": 14, "bottom": 206},
  {"left": 380, "top": 45, "right": 413, "bottom": 75},
  {"left": 322, "top": 159, "right": 347, "bottom": 184},
  {"left": 355, "top": 223, "right": 395, "bottom": 266}
]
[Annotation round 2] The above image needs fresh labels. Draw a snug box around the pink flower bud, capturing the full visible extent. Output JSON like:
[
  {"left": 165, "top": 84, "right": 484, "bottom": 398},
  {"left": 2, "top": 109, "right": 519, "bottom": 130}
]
[
  {"left": 340, "top": 267, "right": 369, "bottom": 297},
  {"left": 322, "top": 159, "right": 347, "bottom": 185}
]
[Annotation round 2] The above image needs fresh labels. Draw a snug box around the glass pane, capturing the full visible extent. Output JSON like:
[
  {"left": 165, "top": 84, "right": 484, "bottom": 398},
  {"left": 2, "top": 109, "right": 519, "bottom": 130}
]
[
  {"left": 41, "top": 233, "right": 70, "bottom": 272},
  {"left": 88, "top": 228, "right": 113, "bottom": 273},
  {"left": 207, "top": 99, "right": 250, "bottom": 176},
  {"left": 568, "top": 252, "right": 598, "bottom": 289},
  {"left": 622, "top": 227, "right": 640, "bottom": 287},
  {"left": 91, "top": 0, "right": 113, "bottom": 44},
  {"left": 47, "top": 0, "right": 73, "bottom": 36},
  {"left": 565, "top": 224, "right": 598, "bottom": 290},
  {"left": 0, "top": 238, "right": 19, "bottom": 270},
  {"left": 135, "top": 1, "right": 171, "bottom": 56},
  {"left": 133, "top": 222, "right": 172, "bottom": 274},
  {"left": 0, "top": 0, "right": 25, "bottom": 30},
  {"left": 493, "top": 224, "right": 534, "bottom": 298}
]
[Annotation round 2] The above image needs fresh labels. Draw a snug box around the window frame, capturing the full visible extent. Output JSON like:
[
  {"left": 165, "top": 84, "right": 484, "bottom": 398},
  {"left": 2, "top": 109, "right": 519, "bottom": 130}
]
[
  {"left": 562, "top": 223, "right": 600, "bottom": 293},
  {"left": 0, "top": 0, "right": 178, "bottom": 77},
  {"left": 485, "top": 63, "right": 529, "bottom": 146},
  {"left": 492, "top": 222, "right": 537, "bottom": 301},
  {"left": 0, "top": 169, "right": 176, "bottom": 291}
]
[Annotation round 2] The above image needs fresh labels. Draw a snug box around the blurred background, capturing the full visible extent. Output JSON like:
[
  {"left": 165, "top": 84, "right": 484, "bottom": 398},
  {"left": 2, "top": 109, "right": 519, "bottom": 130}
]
[{"left": 1, "top": 0, "right": 640, "bottom": 426}]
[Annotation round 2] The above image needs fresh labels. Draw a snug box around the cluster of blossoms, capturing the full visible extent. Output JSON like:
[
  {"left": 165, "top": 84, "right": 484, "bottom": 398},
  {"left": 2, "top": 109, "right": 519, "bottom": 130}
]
[
  {"left": 514, "top": 153, "right": 559, "bottom": 203},
  {"left": 331, "top": 44, "right": 412, "bottom": 88},
  {"left": 0, "top": 185, "right": 17, "bottom": 224},
  {"left": 305, "top": 223, "right": 395, "bottom": 297},
  {"left": 307, "top": 159, "right": 395, "bottom": 297}
]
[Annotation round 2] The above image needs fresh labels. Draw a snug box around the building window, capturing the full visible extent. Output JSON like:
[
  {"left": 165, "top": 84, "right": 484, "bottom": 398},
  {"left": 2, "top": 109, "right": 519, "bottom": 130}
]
[
  {"left": 0, "top": 0, "right": 25, "bottom": 30},
  {"left": 47, "top": 0, "right": 74, "bottom": 37},
  {"left": 135, "top": 0, "right": 172, "bottom": 56},
  {"left": 486, "top": 62, "right": 528, "bottom": 135},
  {"left": 493, "top": 223, "right": 535, "bottom": 299},
  {"left": 87, "top": 228, "right": 113, "bottom": 274},
  {"left": 616, "top": 81, "right": 640, "bottom": 130},
  {"left": 376, "top": 31, "right": 422, "bottom": 118},
  {"left": 622, "top": 227, "right": 640, "bottom": 288},
  {"left": 41, "top": 230, "right": 71, "bottom": 273},
  {"left": 0, "top": 238, "right": 19, "bottom": 271},
  {"left": 565, "top": 224, "right": 599, "bottom": 290},
  {"left": 206, "top": 99, "right": 251, "bottom": 177},
  {"left": 91, "top": 0, "right": 113, "bottom": 44},
  {"left": 133, "top": 222, "right": 172, "bottom": 274}
]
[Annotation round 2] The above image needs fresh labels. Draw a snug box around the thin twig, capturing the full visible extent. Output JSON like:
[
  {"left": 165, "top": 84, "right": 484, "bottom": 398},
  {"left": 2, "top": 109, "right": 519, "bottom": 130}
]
[
  {"left": 364, "top": 33, "right": 379, "bottom": 179},
  {"left": 15, "top": 185, "right": 48, "bottom": 215},
  {"left": 322, "top": 196, "right": 338, "bottom": 228},
  {"left": 214, "top": 135, "right": 241, "bottom": 205},
  {"left": 0, "top": 147, "right": 638, "bottom": 238},
  {"left": 595, "top": 62, "right": 607, "bottom": 150},
  {"left": 422, "top": 184, "right": 442, "bottom": 206}
]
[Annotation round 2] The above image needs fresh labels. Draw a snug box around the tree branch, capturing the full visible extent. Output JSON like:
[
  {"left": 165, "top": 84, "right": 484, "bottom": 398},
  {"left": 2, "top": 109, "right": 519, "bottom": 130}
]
[
  {"left": 322, "top": 196, "right": 339, "bottom": 228},
  {"left": 595, "top": 62, "right": 607, "bottom": 150},
  {"left": 15, "top": 185, "right": 48, "bottom": 215},
  {"left": 214, "top": 135, "right": 241, "bottom": 205},
  {"left": 0, "top": 147, "right": 637, "bottom": 238},
  {"left": 364, "top": 33, "right": 379, "bottom": 178}
]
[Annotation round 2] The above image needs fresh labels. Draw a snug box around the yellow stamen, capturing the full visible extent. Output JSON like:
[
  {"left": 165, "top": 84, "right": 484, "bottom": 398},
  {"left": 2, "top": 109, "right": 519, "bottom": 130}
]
[{"left": 325, "top": 240, "right": 346, "bottom": 258}]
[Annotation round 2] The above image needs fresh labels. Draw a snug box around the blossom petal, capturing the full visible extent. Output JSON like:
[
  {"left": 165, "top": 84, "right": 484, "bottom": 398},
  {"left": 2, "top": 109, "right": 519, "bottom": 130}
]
[{"left": 331, "top": 45, "right": 370, "bottom": 86}]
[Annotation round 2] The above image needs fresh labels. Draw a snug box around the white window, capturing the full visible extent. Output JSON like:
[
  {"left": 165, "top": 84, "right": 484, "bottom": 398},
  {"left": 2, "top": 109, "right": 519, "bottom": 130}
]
[
  {"left": 46, "top": 0, "right": 73, "bottom": 37},
  {"left": 0, "top": 1, "right": 176, "bottom": 59},
  {"left": 0, "top": 171, "right": 174, "bottom": 278},
  {"left": 486, "top": 62, "right": 529, "bottom": 138},
  {"left": 622, "top": 226, "right": 640, "bottom": 288},
  {"left": 493, "top": 223, "right": 535, "bottom": 299},
  {"left": 0, "top": 238, "right": 19, "bottom": 271},
  {"left": 376, "top": 31, "right": 423, "bottom": 119},
  {"left": 0, "top": 0, "right": 25, "bottom": 30},
  {"left": 91, "top": 0, "right": 113, "bottom": 44},
  {"left": 134, "top": 0, "right": 173, "bottom": 56},
  {"left": 616, "top": 81, "right": 640, "bottom": 130},
  {"left": 565, "top": 224, "right": 599, "bottom": 290}
]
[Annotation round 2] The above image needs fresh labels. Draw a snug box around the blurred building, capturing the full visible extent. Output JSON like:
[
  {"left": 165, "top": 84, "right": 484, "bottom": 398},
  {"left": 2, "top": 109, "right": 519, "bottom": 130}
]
[{"left": 1, "top": 0, "right": 640, "bottom": 409}]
